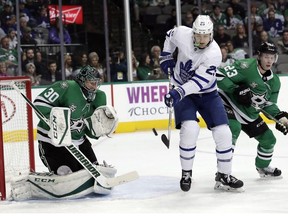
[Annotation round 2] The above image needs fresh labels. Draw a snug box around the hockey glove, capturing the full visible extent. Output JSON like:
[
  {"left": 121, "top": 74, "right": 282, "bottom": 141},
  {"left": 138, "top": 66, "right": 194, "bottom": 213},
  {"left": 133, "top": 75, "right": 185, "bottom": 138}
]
[
  {"left": 164, "top": 87, "right": 185, "bottom": 107},
  {"left": 159, "top": 52, "right": 175, "bottom": 75},
  {"left": 275, "top": 111, "right": 288, "bottom": 135},
  {"left": 233, "top": 84, "right": 252, "bottom": 107}
]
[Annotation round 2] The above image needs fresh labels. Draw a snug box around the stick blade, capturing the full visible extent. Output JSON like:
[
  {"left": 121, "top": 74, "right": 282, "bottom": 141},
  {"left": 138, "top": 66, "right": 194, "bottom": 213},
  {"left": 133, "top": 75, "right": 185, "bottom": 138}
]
[
  {"left": 161, "top": 134, "right": 170, "bottom": 149},
  {"left": 105, "top": 171, "right": 139, "bottom": 187}
]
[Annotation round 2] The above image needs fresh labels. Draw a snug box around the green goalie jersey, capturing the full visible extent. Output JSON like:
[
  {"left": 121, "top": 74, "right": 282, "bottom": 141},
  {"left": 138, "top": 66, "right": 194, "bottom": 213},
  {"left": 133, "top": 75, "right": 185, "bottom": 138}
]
[
  {"left": 217, "top": 58, "right": 281, "bottom": 121},
  {"left": 34, "top": 80, "right": 106, "bottom": 145}
]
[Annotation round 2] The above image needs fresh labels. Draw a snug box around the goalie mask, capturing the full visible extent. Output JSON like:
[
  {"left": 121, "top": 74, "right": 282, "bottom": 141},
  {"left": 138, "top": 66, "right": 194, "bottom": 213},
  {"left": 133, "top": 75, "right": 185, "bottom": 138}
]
[
  {"left": 75, "top": 65, "right": 101, "bottom": 102},
  {"left": 192, "top": 15, "right": 214, "bottom": 49}
]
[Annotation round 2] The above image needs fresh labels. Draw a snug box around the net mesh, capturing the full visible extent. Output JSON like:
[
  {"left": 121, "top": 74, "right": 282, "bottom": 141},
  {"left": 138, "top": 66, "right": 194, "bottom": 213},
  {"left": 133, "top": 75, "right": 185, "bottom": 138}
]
[{"left": 0, "top": 80, "right": 32, "bottom": 182}]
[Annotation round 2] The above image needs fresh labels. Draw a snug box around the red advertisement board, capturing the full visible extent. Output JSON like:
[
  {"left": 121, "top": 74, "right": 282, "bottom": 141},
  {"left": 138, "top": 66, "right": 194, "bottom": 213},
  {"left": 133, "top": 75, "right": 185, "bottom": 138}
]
[{"left": 48, "top": 5, "right": 83, "bottom": 24}]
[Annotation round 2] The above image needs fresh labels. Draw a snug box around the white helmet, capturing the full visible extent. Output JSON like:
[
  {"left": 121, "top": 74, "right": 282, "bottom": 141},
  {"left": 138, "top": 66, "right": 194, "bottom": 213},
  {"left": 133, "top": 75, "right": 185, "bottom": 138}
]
[{"left": 192, "top": 15, "right": 214, "bottom": 47}]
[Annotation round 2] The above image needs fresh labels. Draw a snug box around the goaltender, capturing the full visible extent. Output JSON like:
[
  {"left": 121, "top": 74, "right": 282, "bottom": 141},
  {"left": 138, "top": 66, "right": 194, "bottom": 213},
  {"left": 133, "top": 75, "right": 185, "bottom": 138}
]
[{"left": 11, "top": 65, "right": 119, "bottom": 200}]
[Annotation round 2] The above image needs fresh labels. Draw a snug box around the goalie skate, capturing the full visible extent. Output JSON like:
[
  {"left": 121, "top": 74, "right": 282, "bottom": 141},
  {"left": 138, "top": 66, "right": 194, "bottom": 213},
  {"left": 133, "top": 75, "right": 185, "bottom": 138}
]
[
  {"left": 256, "top": 166, "right": 282, "bottom": 179},
  {"left": 214, "top": 172, "right": 244, "bottom": 192}
]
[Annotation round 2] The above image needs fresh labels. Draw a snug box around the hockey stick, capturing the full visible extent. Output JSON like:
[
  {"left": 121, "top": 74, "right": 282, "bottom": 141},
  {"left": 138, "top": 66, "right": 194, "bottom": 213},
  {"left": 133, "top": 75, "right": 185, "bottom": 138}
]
[
  {"left": 161, "top": 70, "right": 173, "bottom": 149},
  {"left": 10, "top": 81, "right": 139, "bottom": 188},
  {"left": 253, "top": 104, "right": 283, "bottom": 125}
]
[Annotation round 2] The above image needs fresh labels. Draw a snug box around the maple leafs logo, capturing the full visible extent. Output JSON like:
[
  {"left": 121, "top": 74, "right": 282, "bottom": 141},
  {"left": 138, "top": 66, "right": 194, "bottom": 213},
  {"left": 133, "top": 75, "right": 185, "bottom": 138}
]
[{"left": 179, "top": 60, "right": 195, "bottom": 82}]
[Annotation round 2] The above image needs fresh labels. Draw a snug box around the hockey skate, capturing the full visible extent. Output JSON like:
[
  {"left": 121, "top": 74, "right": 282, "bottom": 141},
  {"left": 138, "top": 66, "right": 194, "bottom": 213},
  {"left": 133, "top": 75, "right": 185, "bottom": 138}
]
[
  {"left": 214, "top": 172, "right": 244, "bottom": 192},
  {"left": 256, "top": 166, "right": 282, "bottom": 179},
  {"left": 180, "top": 170, "right": 192, "bottom": 192}
]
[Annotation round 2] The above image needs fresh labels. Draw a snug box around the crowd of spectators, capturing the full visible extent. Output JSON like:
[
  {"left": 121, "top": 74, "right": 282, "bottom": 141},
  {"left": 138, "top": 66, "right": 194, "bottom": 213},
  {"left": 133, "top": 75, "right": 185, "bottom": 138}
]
[
  {"left": 1, "top": 0, "right": 288, "bottom": 82},
  {"left": 138, "top": 0, "right": 288, "bottom": 73}
]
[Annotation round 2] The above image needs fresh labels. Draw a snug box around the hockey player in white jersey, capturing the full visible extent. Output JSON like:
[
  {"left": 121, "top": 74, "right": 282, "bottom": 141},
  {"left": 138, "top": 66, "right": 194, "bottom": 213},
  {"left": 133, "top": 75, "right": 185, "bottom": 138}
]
[{"left": 159, "top": 15, "right": 244, "bottom": 192}]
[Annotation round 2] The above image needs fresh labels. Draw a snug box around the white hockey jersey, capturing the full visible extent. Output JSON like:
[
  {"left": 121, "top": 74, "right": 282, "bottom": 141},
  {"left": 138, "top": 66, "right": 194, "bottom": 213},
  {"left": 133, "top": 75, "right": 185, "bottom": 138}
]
[{"left": 162, "top": 26, "right": 222, "bottom": 96}]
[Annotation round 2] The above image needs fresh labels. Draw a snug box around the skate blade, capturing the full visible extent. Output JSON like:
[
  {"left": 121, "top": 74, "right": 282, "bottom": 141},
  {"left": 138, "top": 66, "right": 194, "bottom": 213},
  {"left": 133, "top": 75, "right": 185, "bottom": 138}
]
[
  {"left": 214, "top": 183, "right": 245, "bottom": 193},
  {"left": 258, "top": 175, "right": 283, "bottom": 180}
]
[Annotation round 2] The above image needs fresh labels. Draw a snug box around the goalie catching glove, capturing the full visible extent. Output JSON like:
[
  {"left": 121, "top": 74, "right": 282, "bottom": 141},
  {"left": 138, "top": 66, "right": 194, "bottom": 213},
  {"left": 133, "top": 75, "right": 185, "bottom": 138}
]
[
  {"left": 275, "top": 111, "right": 288, "bottom": 135},
  {"left": 85, "top": 105, "right": 119, "bottom": 137}
]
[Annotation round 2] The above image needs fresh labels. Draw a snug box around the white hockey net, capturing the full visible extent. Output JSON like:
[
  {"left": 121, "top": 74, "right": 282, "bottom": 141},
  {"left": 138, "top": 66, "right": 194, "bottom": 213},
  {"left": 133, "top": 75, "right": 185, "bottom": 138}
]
[{"left": 0, "top": 76, "right": 35, "bottom": 200}]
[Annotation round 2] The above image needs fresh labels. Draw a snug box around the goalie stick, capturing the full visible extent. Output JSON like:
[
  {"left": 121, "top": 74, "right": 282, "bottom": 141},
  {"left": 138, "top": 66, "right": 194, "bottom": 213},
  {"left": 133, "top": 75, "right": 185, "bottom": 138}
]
[
  {"left": 10, "top": 81, "right": 139, "bottom": 188},
  {"left": 161, "top": 70, "right": 173, "bottom": 149}
]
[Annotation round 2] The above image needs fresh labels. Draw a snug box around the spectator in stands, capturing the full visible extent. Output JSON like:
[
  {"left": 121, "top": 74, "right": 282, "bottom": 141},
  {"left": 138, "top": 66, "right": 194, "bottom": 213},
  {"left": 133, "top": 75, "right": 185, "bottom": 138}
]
[
  {"left": 19, "top": 15, "right": 30, "bottom": 36},
  {"left": 214, "top": 25, "right": 231, "bottom": 46},
  {"left": 182, "top": 11, "right": 194, "bottom": 28},
  {"left": 22, "top": 48, "right": 43, "bottom": 76},
  {"left": 0, "top": 25, "right": 6, "bottom": 42},
  {"left": 34, "top": 6, "right": 50, "bottom": 44},
  {"left": 257, "top": 0, "right": 273, "bottom": 17},
  {"left": 276, "top": 29, "right": 288, "bottom": 54},
  {"left": 109, "top": 49, "right": 127, "bottom": 82},
  {"left": 225, "top": 6, "right": 243, "bottom": 30},
  {"left": 209, "top": 4, "right": 227, "bottom": 29},
  {"left": 262, "top": 3, "right": 285, "bottom": 25},
  {"left": 226, "top": 40, "right": 248, "bottom": 60},
  {"left": 24, "top": 62, "right": 41, "bottom": 86},
  {"left": 231, "top": 23, "right": 248, "bottom": 49},
  {"left": 165, "top": 8, "right": 176, "bottom": 30},
  {"left": 35, "top": 6, "right": 50, "bottom": 29},
  {"left": 131, "top": 51, "right": 139, "bottom": 81},
  {"left": 0, "top": 62, "right": 8, "bottom": 77},
  {"left": 64, "top": 53, "right": 74, "bottom": 79},
  {"left": 254, "top": 23, "right": 265, "bottom": 37},
  {"left": 74, "top": 51, "right": 88, "bottom": 71},
  {"left": 20, "top": 26, "right": 37, "bottom": 46},
  {"left": 275, "top": 0, "right": 288, "bottom": 15},
  {"left": 244, "top": 3, "right": 263, "bottom": 33},
  {"left": 263, "top": 8, "right": 284, "bottom": 38},
  {"left": 0, "top": 36, "right": 18, "bottom": 75},
  {"left": 19, "top": 1, "right": 32, "bottom": 22},
  {"left": 1, "top": 15, "right": 16, "bottom": 34},
  {"left": 88, "top": 51, "right": 105, "bottom": 82},
  {"left": 40, "top": 61, "right": 62, "bottom": 85},
  {"left": 48, "top": 17, "right": 71, "bottom": 44},
  {"left": 219, "top": 44, "right": 235, "bottom": 68},
  {"left": 0, "top": 2, "right": 14, "bottom": 26},
  {"left": 191, "top": 7, "right": 199, "bottom": 20},
  {"left": 229, "top": 0, "right": 246, "bottom": 20},
  {"left": 35, "top": 49, "right": 47, "bottom": 75},
  {"left": 253, "top": 30, "right": 274, "bottom": 55},
  {"left": 284, "top": 7, "right": 288, "bottom": 28},
  {"left": 150, "top": 45, "right": 161, "bottom": 70},
  {"left": 137, "top": 53, "right": 160, "bottom": 80},
  {"left": 7, "top": 28, "right": 17, "bottom": 49}
]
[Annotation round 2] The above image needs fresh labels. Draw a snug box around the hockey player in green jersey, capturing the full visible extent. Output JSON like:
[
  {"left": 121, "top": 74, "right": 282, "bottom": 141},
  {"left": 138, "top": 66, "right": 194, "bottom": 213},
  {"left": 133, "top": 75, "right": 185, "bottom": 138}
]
[
  {"left": 11, "top": 65, "right": 120, "bottom": 200},
  {"left": 217, "top": 42, "right": 287, "bottom": 178}
]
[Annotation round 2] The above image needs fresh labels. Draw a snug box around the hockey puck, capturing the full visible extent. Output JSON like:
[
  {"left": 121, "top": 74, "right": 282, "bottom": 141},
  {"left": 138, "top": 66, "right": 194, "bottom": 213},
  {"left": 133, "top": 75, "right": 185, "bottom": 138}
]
[{"left": 152, "top": 128, "right": 158, "bottom": 136}]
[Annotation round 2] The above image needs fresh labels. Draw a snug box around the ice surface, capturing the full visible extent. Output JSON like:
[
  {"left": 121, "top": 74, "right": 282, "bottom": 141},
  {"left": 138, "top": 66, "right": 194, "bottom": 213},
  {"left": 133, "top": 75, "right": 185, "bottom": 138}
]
[{"left": 1, "top": 125, "right": 288, "bottom": 216}]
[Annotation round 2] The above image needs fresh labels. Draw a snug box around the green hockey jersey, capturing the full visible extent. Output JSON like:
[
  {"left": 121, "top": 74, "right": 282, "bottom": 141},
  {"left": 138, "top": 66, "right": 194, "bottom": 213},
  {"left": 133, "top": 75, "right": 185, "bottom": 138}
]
[
  {"left": 34, "top": 80, "right": 106, "bottom": 145},
  {"left": 217, "top": 58, "right": 281, "bottom": 121}
]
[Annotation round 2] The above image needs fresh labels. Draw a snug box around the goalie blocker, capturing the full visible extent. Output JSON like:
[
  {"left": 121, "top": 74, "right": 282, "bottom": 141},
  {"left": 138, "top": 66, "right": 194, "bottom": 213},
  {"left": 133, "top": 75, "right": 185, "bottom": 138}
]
[{"left": 10, "top": 164, "right": 117, "bottom": 200}]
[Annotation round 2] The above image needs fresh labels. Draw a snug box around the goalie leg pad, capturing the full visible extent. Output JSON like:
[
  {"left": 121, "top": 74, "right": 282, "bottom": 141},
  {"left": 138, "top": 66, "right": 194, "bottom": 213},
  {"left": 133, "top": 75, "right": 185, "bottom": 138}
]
[
  {"left": 10, "top": 175, "right": 32, "bottom": 201},
  {"left": 11, "top": 164, "right": 118, "bottom": 200}
]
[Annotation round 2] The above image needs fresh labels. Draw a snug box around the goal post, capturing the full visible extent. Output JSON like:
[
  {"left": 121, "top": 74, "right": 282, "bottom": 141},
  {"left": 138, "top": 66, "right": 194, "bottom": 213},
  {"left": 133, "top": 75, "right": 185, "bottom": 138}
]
[{"left": 0, "top": 76, "right": 35, "bottom": 201}]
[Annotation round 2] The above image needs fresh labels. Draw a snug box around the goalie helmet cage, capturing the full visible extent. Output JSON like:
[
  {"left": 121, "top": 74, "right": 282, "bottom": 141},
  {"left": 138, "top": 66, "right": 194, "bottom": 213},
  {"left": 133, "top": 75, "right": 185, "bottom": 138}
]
[{"left": 0, "top": 76, "right": 35, "bottom": 200}]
